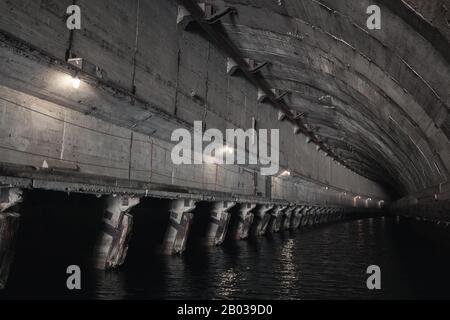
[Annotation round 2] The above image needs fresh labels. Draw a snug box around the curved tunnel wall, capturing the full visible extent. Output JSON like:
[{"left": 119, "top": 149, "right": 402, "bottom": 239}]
[
  {"left": 0, "top": 0, "right": 391, "bottom": 206},
  {"left": 0, "top": 0, "right": 449, "bottom": 289},
  {"left": 212, "top": 0, "right": 450, "bottom": 197},
  {"left": 0, "top": 0, "right": 448, "bottom": 206}
]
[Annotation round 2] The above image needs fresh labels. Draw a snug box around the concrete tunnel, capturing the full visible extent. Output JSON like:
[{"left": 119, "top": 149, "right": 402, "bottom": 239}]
[{"left": 0, "top": 0, "right": 449, "bottom": 290}]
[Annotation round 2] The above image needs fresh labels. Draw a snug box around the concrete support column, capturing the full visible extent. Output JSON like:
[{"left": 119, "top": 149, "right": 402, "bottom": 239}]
[
  {"left": 307, "top": 207, "right": 316, "bottom": 226},
  {"left": 0, "top": 188, "right": 22, "bottom": 213},
  {"left": 282, "top": 206, "right": 295, "bottom": 230},
  {"left": 0, "top": 188, "right": 23, "bottom": 289},
  {"left": 319, "top": 208, "right": 328, "bottom": 224},
  {"left": 269, "top": 205, "right": 287, "bottom": 233},
  {"left": 163, "top": 199, "right": 196, "bottom": 255},
  {"left": 252, "top": 204, "right": 274, "bottom": 236},
  {"left": 300, "top": 207, "right": 311, "bottom": 227},
  {"left": 331, "top": 209, "right": 339, "bottom": 222},
  {"left": 291, "top": 206, "right": 304, "bottom": 229},
  {"left": 304, "top": 207, "right": 311, "bottom": 226},
  {"left": 94, "top": 195, "right": 140, "bottom": 270},
  {"left": 321, "top": 209, "right": 327, "bottom": 223},
  {"left": 313, "top": 207, "right": 321, "bottom": 225},
  {"left": 324, "top": 209, "right": 332, "bottom": 223},
  {"left": 328, "top": 209, "right": 334, "bottom": 222},
  {"left": 205, "top": 201, "right": 236, "bottom": 246},
  {"left": 315, "top": 208, "right": 322, "bottom": 224},
  {"left": 312, "top": 208, "right": 319, "bottom": 225},
  {"left": 232, "top": 203, "right": 256, "bottom": 240},
  {"left": 334, "top": 209, "right": 340, "bottom": 222}
]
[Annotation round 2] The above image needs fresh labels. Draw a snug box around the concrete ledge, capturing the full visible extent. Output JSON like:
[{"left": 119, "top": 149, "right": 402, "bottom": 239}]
[{"left": 0, "top": 169, "right": 373, "bottom": 209}]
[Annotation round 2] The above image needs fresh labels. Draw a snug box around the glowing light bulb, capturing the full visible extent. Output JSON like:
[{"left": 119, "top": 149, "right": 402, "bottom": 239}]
[
  {"left": 222, "top": 146, "right": 233, "bottom": 155},
  {"left": 72, "top": 76, "right": 81, "bottom": 89},
  {"left": 280, "top": 170, "right": 291, "bottom": 177}
]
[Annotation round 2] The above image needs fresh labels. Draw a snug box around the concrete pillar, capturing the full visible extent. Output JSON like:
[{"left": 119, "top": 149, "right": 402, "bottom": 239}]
[
  {"left": 0, "top": 212, "right": 20, "bottom": 289},
  {"left": 319, "top": 208, "right": 328, "bottom": 224},
  {"left": 269, "top": 205, "right": 287, "bottom": 233},
  {"left": 316, "top": 208, "right": 327, "bottom": 224},
  {"left": 315, "top": 208, "right": 321, "bottom": 224},
  {"left": 291, "top": 206, "right": 304, "bottom": 229},
  {"left": 327, "top": 209, "right": 333, "bottom": 223},
  {"left": 310, "top": 207, "right": 319, "bottom": 226},
  {"left": 252, "top": 204, "right": 274, "bottom": 236},
  {"left": 324, "top": 209, "right": 332, "bottom": 223},
  {"left": 282, "top": 206, "right": 295, "bottom": 230},
  {"left": 332, "top": 209, "right": 339, "bottom": 222},
  {"left": 205, "top": 201, "right": 236, "bottom": 246},
  {"left": 331, "top": 209, "right": 339, "bottom": 222},
  {"left": 323, "top": 209, "right": 329, "bottom": 223},
  {"left": 94, "top": 195, "right": 140, "bottom": 270},
  {"left": 232, "top": 203, "right": 256, "bottom": 240},
  {"left": 0, "top": 188, "right": 23, "bottom": 289},
  {"left": 328, "top": 209, "right": 334, "bottom": 222},
  {"left": 0, "top": 188, "right": 22, "bottom": 213},
  {"left": 318, "top": 208, "right": 326, "bottom": 224},
  {"left": 300, "top": 206, "right": 311, "bottom": 227},
  {"left": 323, "top": 208, "right": 333, "bottom": 223},
  {"left": 306, "top": 207, "right": 314, "bottom": 226},
  {"left": 321, "top": 209, "right": 327, "bottom": 223},
  {"left": 162, "top": 199, "right": 196, "bottom": 255}
]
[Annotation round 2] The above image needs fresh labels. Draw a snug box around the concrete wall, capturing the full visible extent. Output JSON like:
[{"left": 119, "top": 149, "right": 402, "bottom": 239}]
[
  {"left": 212, "top": 0, "right": 450, "bottom": 196},
  {"left": 0, "top": 0, "right": 388, "bottom": 206}
]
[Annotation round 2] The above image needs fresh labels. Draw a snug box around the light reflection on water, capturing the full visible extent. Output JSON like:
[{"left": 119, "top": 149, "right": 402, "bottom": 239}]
[
  {"left": 215, "top": 268, "right": 238, "bottom": 299},
  {"left": 279, "top": 239, "right": 300, "bottom": 298},
  {"left": 93, "top": 217, "right": 450, "bottom": 300},
  {"left": 3, "top": 217, "right": 450, "bottom": 300}
]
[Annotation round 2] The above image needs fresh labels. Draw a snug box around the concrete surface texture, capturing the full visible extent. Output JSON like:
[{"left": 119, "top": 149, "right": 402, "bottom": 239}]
[{"left": 0, "top": 0, "right": 448, "bottom": 214}]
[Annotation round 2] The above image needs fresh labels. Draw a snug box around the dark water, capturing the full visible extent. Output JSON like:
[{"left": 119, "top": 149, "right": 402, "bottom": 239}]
[{"left": 2, "top": 216, "right": 450, "bottom": 300}]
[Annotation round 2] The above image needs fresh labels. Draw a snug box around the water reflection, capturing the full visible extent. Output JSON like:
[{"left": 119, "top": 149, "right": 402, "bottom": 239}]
[
  {"left": 279, "top": 239, "right": 299, "bottom": 298},
  {"left": 95, "top": 271, "right": 128, "bottom": 300},
  {"left": 215, "top": 268, "right": 238, "bottom": 299},
  {"left": 3, "top": 217, "right": 450, "bottom": 299}
]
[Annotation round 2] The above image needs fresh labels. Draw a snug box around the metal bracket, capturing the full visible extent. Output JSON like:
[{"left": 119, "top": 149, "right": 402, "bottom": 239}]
[
  {"left": 293, "top": 112, "right": 306, "bottom": 120},
  {"left": 206, "top": 7, "right": 237, "bottom": 24},
  {"left": 257, "top": 88, "right": 268, "bottom": 104},
  {"left": 226, "top": 57, "right": 239, "bottom": 75},
  {"left": 250, "top": 61, "right": 269, "bottom": 74},
  {"left": 178, "top": 4, "right": 235, "bottom": 28},
  {"left": 278, "top": 111, "right": 287, "bottom": 121},
  {"left": 67, "top": 57, "right": 83, "bottom": 70},
  {"left": 275, "top": 91, "right": 289, "bottom": 101},
  {"left": 177, "top": 3, "right": 213, "bottom": 28}
]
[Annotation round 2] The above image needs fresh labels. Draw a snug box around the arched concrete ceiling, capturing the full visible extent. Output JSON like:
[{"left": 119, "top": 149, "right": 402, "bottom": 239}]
[{"left": 210, "top": 0, "right": 450, "bottom": 197}]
